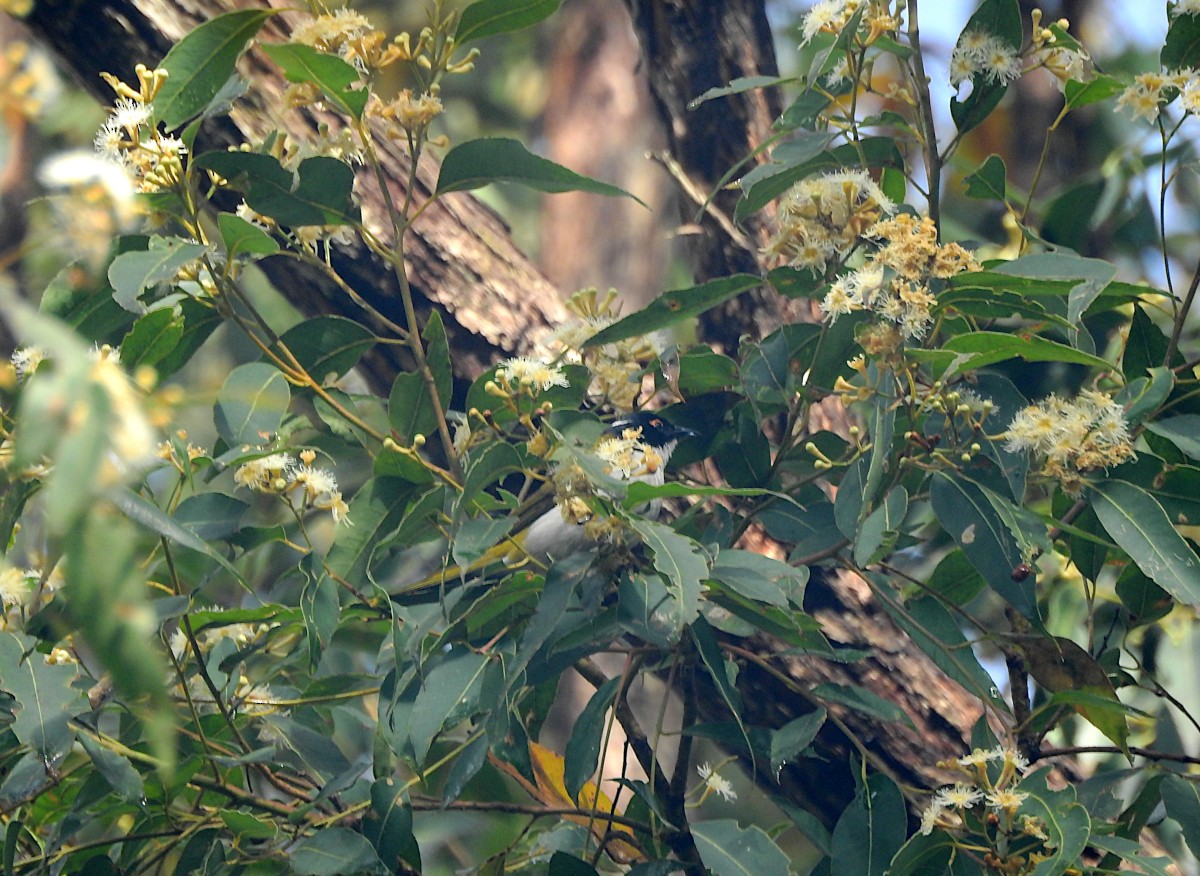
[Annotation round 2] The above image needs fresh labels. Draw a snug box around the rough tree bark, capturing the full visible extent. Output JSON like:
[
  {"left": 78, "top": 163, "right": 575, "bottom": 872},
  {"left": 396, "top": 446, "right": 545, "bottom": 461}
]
[
  {"left": 18, "top": 0, "right": 985, "bottom": 822},
  {"left": 21, "top": 0, "right": 567, "bottom": 394}
]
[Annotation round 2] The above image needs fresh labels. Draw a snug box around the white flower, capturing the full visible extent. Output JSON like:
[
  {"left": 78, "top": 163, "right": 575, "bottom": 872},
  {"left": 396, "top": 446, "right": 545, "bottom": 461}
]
[
  {"left": 1173, "top": 0, "right": 1200, "bottom": 16},
  {"left": 10, "top": 347, "right": 44, "bottom": 381},
  {"left": 697, "top": 762, "right": 737, "bottom": 802},
  {"left": 0, "top": 567, "right": 30, "bottom": 609},
  {"left": 496, "top": 357, "right": 571, "bottom": 392},
  {"left": 934, "top": 783, "right": 983, "bottom": 809}
]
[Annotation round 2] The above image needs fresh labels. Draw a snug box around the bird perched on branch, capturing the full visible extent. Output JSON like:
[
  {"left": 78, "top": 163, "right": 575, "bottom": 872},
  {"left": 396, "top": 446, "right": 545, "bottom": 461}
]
[{"left": 396, "top": 411, "right": 697, "bottom": 594}]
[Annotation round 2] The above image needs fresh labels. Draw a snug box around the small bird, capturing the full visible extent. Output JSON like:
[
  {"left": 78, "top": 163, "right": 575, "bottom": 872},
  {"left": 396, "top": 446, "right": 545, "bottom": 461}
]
[{"left": 396, "top": 411, "right": 697, "bottom": 594}]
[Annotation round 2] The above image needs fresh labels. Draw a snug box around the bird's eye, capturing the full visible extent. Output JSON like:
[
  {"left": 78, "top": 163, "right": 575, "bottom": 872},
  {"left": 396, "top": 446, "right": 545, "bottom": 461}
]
[{"left": 650, "top": 418, "right": 663, "bottom": 428}]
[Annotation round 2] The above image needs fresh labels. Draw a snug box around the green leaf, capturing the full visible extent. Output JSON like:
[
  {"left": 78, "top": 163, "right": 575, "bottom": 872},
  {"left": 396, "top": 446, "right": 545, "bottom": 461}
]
[
  {"left": 111, "top": 488, "right": 242, "bottom": 579},
  {"left": 963, "top": 154, "right": 1006, "bottom": 201},
  {"left": 1018, "top": 770, "right": 1090, "bottom": 875},
  {"left": 1091, "top": 479, "right": 1200, "bottom": 607},
  {"left": 564, "top": 676, "right": 621, "bottom": 801},
  {"left": 154, "top": 10, "right": 274, "bottom": 129},
  {"left": 0, "top": 632, "right": 87, "bottom": 761},
  {"left": 1161, "top": 775, "right": 1200, "bottom": 860},
  {"left": 409, "top": 649, "right": 491, "bottom": 766},
  {"left": 886, "top": 830, "right": 957, "bottom": 876},
  {"left": 363, "top": 779, "right": 421, "bottom": 871},
  {"left": 770, "top": 708, "right": 825, "bottom": 775},
  {"left": 930, "top": 471, "right": 1039, "bottom": 621},
  {"left": 261, "top": 43, "right": 366, "bottom": 118},
  {"left": 853, "top": 485, "right": 907, "bottom": 567},
  {"left": 107, "top": 236, "right": 208, "bottom": 313},
  {"left": 271, "top": 316, "right": 376, "bottom": 382},
  {"left": 216, "top": 212, "right": 279, "bottom": 258},
  {"left": 1163, "top": 9, "right": 1200, "bottom": 70},
  {"left": 325, "top": 479, "right": 419, "bottom": 587},
  {"left": 288, "top": 827, "right": 382, "bottom": 876},
  {"left": 584, "top": 275, "right": 761, "bottom": 347},
  {"left": 77, "top": 733, "right": 145, "bottom": 805},
  {"left": 1145, "top": 415, "right": 1200, "bottom": 460},
  {"left": 691, "top": 617, "right": 750, "bottom": 757},
  {"left": 830, "top": 773, "right": 907, "bottom": 876},
  {"left": 456, "top": 0, "right": 562, "bottom": 44},
  {"left": 709, "top": 549, "right": 807, "bottom": 608},
  {"left": 388, "top": 312, "right": 451, "bottom": 444},
  {"left": 195, "top": 152, "right": 358, "bottom": 226},
  {"left": 811, "top": 683, "right": 913, "bottom": 728},
  {"left": 300, "top": 569, "right": 339, "bottom": 669},
  {"left": 1064, "top": 74, "right": 1125, "bottom": 110},
  {"left": 120, "top": 308, "right": 185, "bottom": 369},
  {"left": 213, "top": 362, "right": 291, "bottom": 446},
  {"left": 436, "top": 137, "right": 642, "bottom": 203},
  {"left": 877, "top": 592, "right": 1004, "bottom": 708},
  {"left": 916, "top": 331, "right": 1112, "bottom": 380},
  {"left": 691, "top": 820, "right": 791, "bottom": 876},
  {"left": 1118, "top": 366, "right": 1173, "bottom": 426},
  {"left": 689, "top": 75, "right": 793, "bottom": 109},
  {"left": 629, "top": 519, "right": 707, "bottom": 629},
  {"left": 995, "top": 252, "right": 1116, "bottom": 340}
]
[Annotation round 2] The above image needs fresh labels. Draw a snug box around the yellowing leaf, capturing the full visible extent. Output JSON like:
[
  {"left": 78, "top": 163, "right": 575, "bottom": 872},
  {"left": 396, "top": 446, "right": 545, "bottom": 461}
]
[{"left": 490, "top": 742, "right": 644, "bottom": 863}]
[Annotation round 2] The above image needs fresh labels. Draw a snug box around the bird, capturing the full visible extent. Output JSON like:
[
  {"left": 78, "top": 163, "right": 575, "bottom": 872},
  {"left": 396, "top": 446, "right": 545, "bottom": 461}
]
[{"left": 395, "top": 411, "right": 698, "bottom": 594}]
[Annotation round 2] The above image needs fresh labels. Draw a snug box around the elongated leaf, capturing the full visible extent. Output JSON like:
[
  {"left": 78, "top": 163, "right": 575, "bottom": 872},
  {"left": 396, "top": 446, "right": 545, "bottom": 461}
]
[
  {"left": 963, "top": 154, "right": 1006, "bottom": 201},
  {"left": 288, "top": 828, "right": 381, "bottom": 876},
  {"left": 917, "top": 331, "right": 1112, "bottom": 380},
  {"left": 111, "top": 488, "right": 241, "bottom": 578},
  {"left": 154, "top": 10, "right": 274, "bottom": 129},
  {"left": 770, "top": 708, "right": 825, "bottom": 776},
  {"left": 213, "top": 362, "right": 291, "bottom": 446},
  {"left": 0, "top": 632, "right": 86, "bottom": 761},
  {"left": 930, "top": 470, "right": 1039, "bottom": 621},
  {"left": 709, "top": 549, "right": 807, "bottom": 608},
  {"left": 326, "top": 478, "right": 416, "bottom": 586},
  {"left": 630, "top": 519, "right": 707, "bottom": 629},
  {"left": 1161, "top": 775, "right": 1200, "bottom": 860},
  {"left": 585, "top": 275, "right": 761, "bottom": 347},
  {"left": 409, "top": 650, "right": 491, "bottom": 766},
  {"left": 830, "top": 773, "right": 907, "bottom": 876},
  {"left": 691, "top": 617, "right": 751, "bottom": 758},
  {"left": 456, "top": 0, "right": 561, "bottom": 44},
  {"left": 1163, "top": 9, "right": 1200, "bottom": 70},
  {"left": 436, "top": 137, "right": 642, "bottom": 202},
  {"left": 217, "top": 212, "right": 279, "bottom": 258},
  {"left": 996, "top": 252, "right": 1115, "bottom": 340},
  {"left": 195, "top": 152, "right": 358, "bottom": 226},
  {"left": 271, "top": 316, "right": 376, "bottom": 382},
  {"left": 1146, "top": 415, "right": 1200, "bottom": 460},
  {"left": 1092, "top": 479, "right": 1200, "bottom": 607},
  {"left": 691, "top": 820, "right": 790, "bottom": 876},
  {"left": 690, "top": 75, "right": 793, "bottom": 108},
  {"left": 261, "top": 43, "right": 366, "bottom": 118},
  {"left": 77, "top": 733, "right": 145, "bottom": 805},
  {"left": 810, "top": 683, "right": 913, "bottom": 728},
  {"left": 564, "top": 676, "right": 621, "bottom": 801},
  {"left": 363, "top": 780, "right": 421, "bottom": 871},
  {"left": 120, "top": 308, "right": 185, "bottom": 369},
  {"left": 1064, "top": 74, "right": 1125, "bottom": 110}
]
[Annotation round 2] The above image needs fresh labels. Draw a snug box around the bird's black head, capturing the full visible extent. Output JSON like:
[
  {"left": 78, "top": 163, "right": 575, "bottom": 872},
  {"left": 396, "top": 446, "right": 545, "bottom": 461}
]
[{"left": 605, "top": 412, "right": 698, "bottom": 449}]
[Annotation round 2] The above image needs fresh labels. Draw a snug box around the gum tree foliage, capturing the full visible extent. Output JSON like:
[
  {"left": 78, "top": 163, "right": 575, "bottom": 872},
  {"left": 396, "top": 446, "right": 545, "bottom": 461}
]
[{"left": 3, "top": 0, "right": 1200, "bottom": 873}]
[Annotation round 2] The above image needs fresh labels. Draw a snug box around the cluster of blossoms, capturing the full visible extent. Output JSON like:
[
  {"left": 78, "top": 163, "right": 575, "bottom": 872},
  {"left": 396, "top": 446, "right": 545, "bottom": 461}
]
[
  {"left": 0, "top": 564, "right": 64, "bottom": 633},
  {"left": 550, "top": 289, "right": 665, "bottom": 411},
  {"left": 94, "top": 64, "right": 186, "bottom": 194},
  {"left": 921, "top": 748, "right": 1053, "bottom": 873},
  {"left": 233, "top": 449, "right": 351, "bottom": 525},
  {"left": 1116, "top": 68, "right": 1200, "bottom": 123},
  {"left": 819, "top": 212, "right": 980, "bottom": 341},
  {"left": 949, "top": 29, "right": 1023, "bottom": 88},
  {"left": 494, "top": 357, "right": 571, "bottom": 394},
  {"left": 799, "top": 0, "right": 900, "bottom": 47},
  {"left": 1005, "top": 389, "right": 1134, "bottom": 491},
  {"left": 763, "top": 169, "right": 896, "bottom": 275}
]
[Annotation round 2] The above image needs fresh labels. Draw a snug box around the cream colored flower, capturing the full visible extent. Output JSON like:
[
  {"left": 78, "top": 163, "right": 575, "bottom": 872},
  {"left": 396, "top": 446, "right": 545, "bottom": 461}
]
[{"left": 697, "top": 763, "right": 737, "bottom": 802}]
